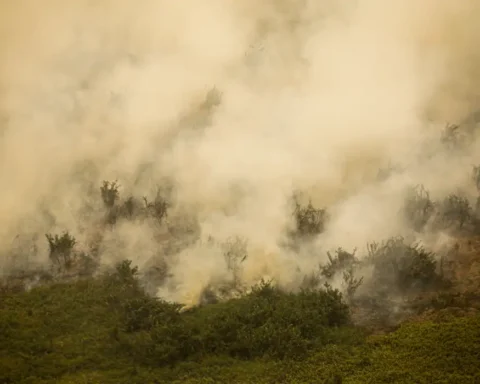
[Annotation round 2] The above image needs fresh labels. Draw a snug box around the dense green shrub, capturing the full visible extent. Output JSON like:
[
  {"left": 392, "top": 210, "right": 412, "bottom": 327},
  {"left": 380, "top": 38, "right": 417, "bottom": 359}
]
[
  {"left": 114, "top": 279, "right": 351, "bottom": 365},
  {"left": 199, "top": 282, "right": 350, "bottom": 360},
  {"left": 122, "top": 297, "right": 183, "bottom": 333},
  {"left": 1, "top": 274, "right": 479, "bottom": 384}
]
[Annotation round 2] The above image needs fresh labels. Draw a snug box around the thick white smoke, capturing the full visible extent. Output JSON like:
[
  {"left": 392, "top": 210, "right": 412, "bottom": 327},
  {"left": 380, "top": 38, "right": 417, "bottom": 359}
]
[{"left": 1, "top": 0, "right": 480, "bottom": 305}]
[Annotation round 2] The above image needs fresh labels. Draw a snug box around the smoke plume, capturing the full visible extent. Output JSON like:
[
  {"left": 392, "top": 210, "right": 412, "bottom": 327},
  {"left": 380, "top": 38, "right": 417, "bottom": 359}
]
[{"left": 1, "top": 0, "right": 480, "bottom": 305}]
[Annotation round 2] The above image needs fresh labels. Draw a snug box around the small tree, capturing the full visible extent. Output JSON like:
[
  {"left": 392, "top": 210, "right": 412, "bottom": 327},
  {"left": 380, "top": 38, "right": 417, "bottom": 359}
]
[
  {"left": 45, "top": 232, "right": 77, "bottom": 271},
  {"left": 293, "top": 199, "right": 328, "bottom": 238},
  {"left": 436, "top": 194, "right": 472, "bottom": 230},
  {"left": 100, "top": 180, "right": 119, "bottom": 208}
]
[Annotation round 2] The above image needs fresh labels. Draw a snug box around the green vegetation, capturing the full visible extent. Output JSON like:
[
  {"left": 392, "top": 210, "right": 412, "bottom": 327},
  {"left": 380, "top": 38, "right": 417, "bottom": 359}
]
[{"left": 0, "top": 261, "right": 479, "bottom": 383}]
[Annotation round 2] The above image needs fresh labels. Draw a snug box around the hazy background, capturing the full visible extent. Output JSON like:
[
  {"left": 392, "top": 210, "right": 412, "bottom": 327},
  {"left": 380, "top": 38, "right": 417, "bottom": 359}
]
[{"left": 1, "top": 0, "right": 480, "bottom": 305}]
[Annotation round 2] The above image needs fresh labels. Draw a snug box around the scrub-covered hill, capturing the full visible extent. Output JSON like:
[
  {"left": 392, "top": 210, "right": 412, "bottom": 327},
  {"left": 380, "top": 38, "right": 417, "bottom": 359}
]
[
  {"left": 2, "top": 1, "right": 480, "bottom": 383},
  {"left": 1, "top": 259, "right": 480, "bottom": 384}
]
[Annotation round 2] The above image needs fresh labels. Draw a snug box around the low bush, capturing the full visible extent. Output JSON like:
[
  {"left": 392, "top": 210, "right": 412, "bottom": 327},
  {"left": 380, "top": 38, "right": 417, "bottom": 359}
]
[
  {"left": 114, "top": 279, "right": 351, "bottom": 364},
  {"left": 1, "top": 270, "right": 479, "bottom": 384}
]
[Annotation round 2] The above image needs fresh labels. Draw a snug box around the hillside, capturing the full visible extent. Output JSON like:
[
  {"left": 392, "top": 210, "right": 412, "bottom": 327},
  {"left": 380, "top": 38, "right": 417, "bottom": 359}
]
[
  {"left": 1, "top": 260, "right": 480, "bottom": 384},
  {"left": 3, "top": 1, "right": 480, "bottom": 383},
  {"left": 1, "top": 216, "right": 480, "bottom": 383},
  {"left": 1, "top": 157, "right": 480, "bottom": 383}
]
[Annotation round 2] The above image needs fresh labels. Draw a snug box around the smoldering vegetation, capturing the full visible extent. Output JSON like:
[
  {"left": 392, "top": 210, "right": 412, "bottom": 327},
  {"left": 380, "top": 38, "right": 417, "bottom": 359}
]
[
  {"left": 3, "top": 146, "right": 480, "bottom": 329},
  {"left": 1, "top": 0, "right": 480, "bottom": 331}
]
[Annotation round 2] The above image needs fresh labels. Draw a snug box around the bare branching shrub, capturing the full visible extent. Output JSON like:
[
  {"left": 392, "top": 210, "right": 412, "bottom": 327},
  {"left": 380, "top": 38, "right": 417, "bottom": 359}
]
[
  {"left": 100, "top": 180, "right": 119, "bottom": 208},
  {"left": 143, "top": 194, "right": 169, "bottom": 223},
  {"left": 314, "top": 248, "right": 363, "bottom": 301},
  {"left": 300, "top": 248, "right": 363, "bottom": 298},
  {"left": 403, "top": 185, "right": 435, "bottom": 232},
  {"left": 45, "top": 232, "right": 77, "bottom": 271},
  {"left": 100, "top": 180, "right": 122, "bottom": 225},
  {"left": 321, "top": 248, "right": 358, "bottom": 279},
  {"left": 342, "top": 268, "right": 364, "bottom": 301}
]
